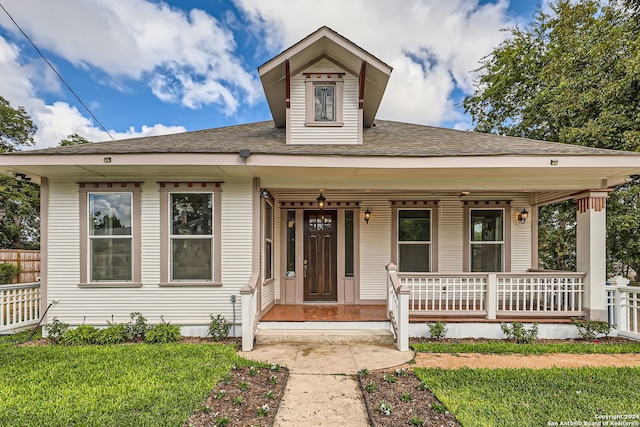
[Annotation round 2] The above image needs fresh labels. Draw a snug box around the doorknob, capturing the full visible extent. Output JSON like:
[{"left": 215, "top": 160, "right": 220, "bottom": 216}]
[{"left": 303, "top": 259, "right": 308, "bottom": 278}]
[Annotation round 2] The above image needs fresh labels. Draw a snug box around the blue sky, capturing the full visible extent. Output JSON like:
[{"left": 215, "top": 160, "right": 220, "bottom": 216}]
[{"left": 0, "top": 0, "right": 541, "bottom": 148}]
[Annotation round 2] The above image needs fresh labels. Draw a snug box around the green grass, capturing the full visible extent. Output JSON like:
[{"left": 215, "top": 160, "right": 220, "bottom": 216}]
[
  {"left": 412, "top": 340, "right": 640, "bottom": 354},
  {"left": 0, "top": 327, "right": 41, "bottom": 345},
  {"left": 416, "top": 366, "right": 640, "bottom": 426},
  {"left": 0, "top": 342, "right": 248, "bottom": 427}
]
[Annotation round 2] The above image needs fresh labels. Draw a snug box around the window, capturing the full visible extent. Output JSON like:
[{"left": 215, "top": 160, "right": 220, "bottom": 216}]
[
  {"left": 398, "top": 210, "right": 431, "bottom": 272},
  {"left": 79, "top": 182, "right": 142, "bottom": 287},
  {"left": 305, "top": 73, "right": 343, "bottom": 126},
  {"left": 89, "top": 193, "right": 132, "bottom": 281},
  {"left": 314, "top": 85, "right": 335, "bottom": 121},
  {"left": 264, "top": 201, "right": 273, "bottom": 281},
  {"left": 159, "top": 182, "right": 222, "bottom": 286},
  {"left": 470, "top": 209, "right": 504, "bottom": 272},
  {"left": 170, "top": 193, "right": 212, "bottom": 281}
]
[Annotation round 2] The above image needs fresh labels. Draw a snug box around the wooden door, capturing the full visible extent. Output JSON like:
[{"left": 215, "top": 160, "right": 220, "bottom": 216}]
[{"left": 303, "top": 210, "right": 337, "bottom": 302}]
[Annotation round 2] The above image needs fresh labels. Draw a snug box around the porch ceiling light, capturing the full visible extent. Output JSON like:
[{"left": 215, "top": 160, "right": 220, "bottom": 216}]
[
  {"left": 316, "top": 192, "right": 326, "bottom": 209},
  {"left": 518, "top": 208, "right": 529, "bottom": 224},
  {"left": 364, "top": 209, "right": 371, "bottom": 224}
]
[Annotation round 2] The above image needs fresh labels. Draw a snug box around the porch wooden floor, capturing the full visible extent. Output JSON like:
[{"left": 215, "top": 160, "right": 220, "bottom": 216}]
[{"left": 261, "top": 304, "right": 387, "bottom": 322}]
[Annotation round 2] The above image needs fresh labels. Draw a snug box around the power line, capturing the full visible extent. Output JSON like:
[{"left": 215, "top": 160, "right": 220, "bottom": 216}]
[{"left": 0, "top": 2, "right": 115, "bottom": 141}]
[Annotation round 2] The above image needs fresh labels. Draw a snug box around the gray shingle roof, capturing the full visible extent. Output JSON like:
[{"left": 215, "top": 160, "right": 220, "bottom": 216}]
[{"left": 9, "top": 120, "right": 638, "bottom": 157}]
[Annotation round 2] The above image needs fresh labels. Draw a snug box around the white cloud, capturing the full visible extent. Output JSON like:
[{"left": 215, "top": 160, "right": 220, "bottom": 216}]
[
  {"left": 33, "top": 101, "right": 186, "bottom": 147},
  {"left": 0, "top": 35, "right": 185, "bottom": 148},
  {"left": 234, "top": 0, "right": 520, "bottom": 125},
  {"left": 0, "top": 0, "right": 260, "bottom": 112}
]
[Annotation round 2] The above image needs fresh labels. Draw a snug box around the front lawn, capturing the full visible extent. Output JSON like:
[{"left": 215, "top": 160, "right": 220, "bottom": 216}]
[
  {"left": 416, "top": 366, "right": 640, "bottom": 426},
  {"left": 0, "top": 343, "right": 245, "bottom": 427},
  {"left": 412, "top": 340, "right": 640, "bottom": 354}
]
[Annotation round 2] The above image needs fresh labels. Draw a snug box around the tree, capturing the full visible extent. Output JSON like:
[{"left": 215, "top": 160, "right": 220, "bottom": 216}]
[
  {"left": 0, "top": 96, "right": 37, "bottom": 152},
  {"left": 463, "top": 0, "right": 640, "bottom": 274},
  {"left": 59, "top": 133, "right": 91, "bottom": 146},
  {"left": 0, "top": 96, "right": 39, "bottom": 249}
]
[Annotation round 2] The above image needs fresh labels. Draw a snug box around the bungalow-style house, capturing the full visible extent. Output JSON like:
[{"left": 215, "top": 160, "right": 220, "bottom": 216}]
[{"left": 2, "top": 27, "right": 639, "bottom": 351}]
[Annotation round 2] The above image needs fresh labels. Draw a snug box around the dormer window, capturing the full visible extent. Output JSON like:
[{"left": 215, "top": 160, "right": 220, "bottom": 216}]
[
  {"left": 314, "top": 85, "right": 335, "bottom": 121},
  {"left": 306, "top": 73, "right": 343, "bottom": 126}
]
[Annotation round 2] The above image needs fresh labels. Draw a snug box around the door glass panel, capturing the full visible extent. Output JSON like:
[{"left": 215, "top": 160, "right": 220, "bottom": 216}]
[
  {"left": 286, "top": 211, "right": 296, "bottom": 276},
  {"left": 345, "top": 210, "right": 354, "bottom": 277}
]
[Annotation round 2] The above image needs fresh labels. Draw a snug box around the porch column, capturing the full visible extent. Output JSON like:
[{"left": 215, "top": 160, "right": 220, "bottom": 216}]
[{"left": 575, "top": 190, "right": 610, "bottom": 321}]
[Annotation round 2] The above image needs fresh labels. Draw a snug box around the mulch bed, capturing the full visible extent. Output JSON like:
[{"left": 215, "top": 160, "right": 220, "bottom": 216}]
[
  {"left": 409, "top": 336, "right": 633, "bottom": 345},
  {"left": 184, "top": 365, "right": 289, "bottom": 427},
  {"left": 359, "top": 368, "right": 460, "bottom": 427}
]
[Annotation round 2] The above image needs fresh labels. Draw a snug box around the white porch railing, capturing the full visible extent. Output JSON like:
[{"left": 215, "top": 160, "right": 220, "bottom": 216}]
[
  {"left": 0, "top": 282, "right": 41, "bottom": 333},
  {"left": 398, "top": 273, "right": 487, "bottom": 316},
  {"left": 607, "top": 277, "right": 640, "bottom": 340},
  {"left": 496, "top": 273, "right": 584, "bottom": 317},
  {"left": 386, "top": 263, "right": 410, "bottom": 351},
  {"left": 240, "top": 273, "right": 260, "bottom": 352},
  {"left": 396, "top": 271, "right": 586, "bottom": 320}
]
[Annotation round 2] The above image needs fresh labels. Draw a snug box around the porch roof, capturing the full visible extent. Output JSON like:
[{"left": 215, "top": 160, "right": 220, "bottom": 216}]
[{"left": 5, "top": 119, "right": 638, "bottom": 157}]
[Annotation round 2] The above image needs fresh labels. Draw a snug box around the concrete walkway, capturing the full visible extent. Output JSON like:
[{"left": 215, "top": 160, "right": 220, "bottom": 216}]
[{"left": 239, "top": 344, "right": 413, "bottom": 426}]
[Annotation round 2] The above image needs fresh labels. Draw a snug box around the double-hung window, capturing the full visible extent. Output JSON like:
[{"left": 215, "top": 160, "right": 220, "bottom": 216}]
[
  {"left": 305, "top": 73, "right": 343, "bottom": 126},
  {"left": 159, "top": 182, "right": 222, "bottom": 286},
  {"left": 470, "top": 209, "right": 504, "bottom": 272},
  {"left": 79, "top": 182, "right": 142, "bottom": 287},
  {"left": 397, "top": 210, "right": 432, "bottom": 272}
]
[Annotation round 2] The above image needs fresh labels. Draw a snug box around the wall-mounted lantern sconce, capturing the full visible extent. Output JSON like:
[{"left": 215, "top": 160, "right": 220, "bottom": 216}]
[
  {"left": 364, "top": 209, "right": 371, "bottom": 224},
  {"left": 316, "top": 192, "right": 326, "bottom": 210},
  {"left": 261, "top": 189, "right": 270, "bottom": 199},
  {"left": 518, "top": 208, "right": 529, "bottom": 224}
]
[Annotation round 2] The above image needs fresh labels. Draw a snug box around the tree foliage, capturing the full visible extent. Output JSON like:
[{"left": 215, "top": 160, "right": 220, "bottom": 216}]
[
  {"left": 0, "top": 96, "right": 37, "bottom": 152},
  {"left": 0, "top": 96, "right": 40, "bottom": 248},
  {"left": 59, "top": 133, "right": 91, "bottom": 146},
  {"left": 463, "top": 0, "right": 640, "bottom": 274}
]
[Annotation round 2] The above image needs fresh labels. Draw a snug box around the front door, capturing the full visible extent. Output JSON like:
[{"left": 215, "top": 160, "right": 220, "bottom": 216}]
[{"left": 303, "top": 210, "right": 337, "bottom": 302}]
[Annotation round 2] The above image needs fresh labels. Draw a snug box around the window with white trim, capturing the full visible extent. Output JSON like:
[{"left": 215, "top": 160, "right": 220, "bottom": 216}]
[
  {"left": 159, "top": 182, "right": 222, "bottom": 286},
  {"left": 305, "top": 73, "right": 343, "bottom": 126},
  {"left": 470, "top": 209, "right": 504, "bottom": 272},
  {"left": 170, "top": 193, "right": 213, "bottom": 281},
  {"left": 79, "top": 182, "right": 142, "bottom": 287},
  {"left": 89, "top": 192, "right": 133, "bottom": 281},
  {"left": 398, "top": 209, "right": 431, "bottom": 272}
]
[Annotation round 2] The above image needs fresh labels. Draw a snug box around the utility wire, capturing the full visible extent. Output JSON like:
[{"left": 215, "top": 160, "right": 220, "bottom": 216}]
[{"left": 0, "top": 2, "right": 115, "bottom": 141}]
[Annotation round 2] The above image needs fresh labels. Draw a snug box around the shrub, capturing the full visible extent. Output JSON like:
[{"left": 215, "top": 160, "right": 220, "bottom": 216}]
[
  {"left": 44, "top": 317, "right": 69, "bottom": 344},
  {"left": 125, "top": 312, "right": 148, "bottom": 341},
  {"left": 427, "top": 321, "right": 448, "bottom": 340},
  {"left": 0, "top": 263, "right": 20, "bottom": 284},
  {"left": 94, "top": 322, "right": 128, "bottom": 345},
  {"left": 62, "top": 325, "right": 99, "bottom": 346},
  {"left": 145, "top": 318, "right": 181, "bottom": 344},
  {"left": 572, "top": 318, "right": 613, "bottom": 340},
  {"left": 501, "top": 322, "right": 539, "bottom": 344},
  {"left": 208, "top": 314, "right": 232, "bottom": 341}
]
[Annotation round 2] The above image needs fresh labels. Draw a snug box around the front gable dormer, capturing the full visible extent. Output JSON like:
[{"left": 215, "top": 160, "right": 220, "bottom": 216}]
[{"left": 258, "top": 27, "right": 392, "bottom": 145}]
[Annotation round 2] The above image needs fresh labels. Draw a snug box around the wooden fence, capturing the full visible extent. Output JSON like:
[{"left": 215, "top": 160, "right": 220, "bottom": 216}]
[{"left": 0, "top": 250, "right": 41, "bottom": 284}]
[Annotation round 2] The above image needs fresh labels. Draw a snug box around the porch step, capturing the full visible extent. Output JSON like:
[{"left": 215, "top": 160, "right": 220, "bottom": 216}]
[{"left": 255, "top": 328, "right": 395, "bottom": 345}]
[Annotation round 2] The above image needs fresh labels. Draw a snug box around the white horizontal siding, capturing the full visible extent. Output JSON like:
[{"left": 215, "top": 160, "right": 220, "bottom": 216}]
[
  {"left": 510, "top": 196, "right": 533, "bottom": 272},
  {"left": 359, "top": 199, "right": 391, "bottom": 300},
  {"left": 289, "top": 58, "right": 360, "bottom": 145},
  {"left": 46, "top": 178, "right": 253, "bottom": 331},
  {"left": 438, "top": 199, "right": 464, "bottom": 272}
]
